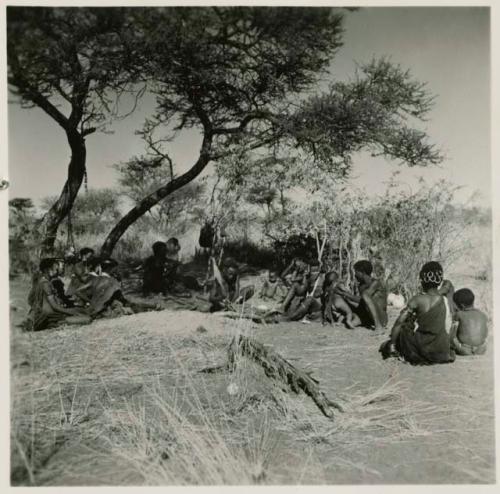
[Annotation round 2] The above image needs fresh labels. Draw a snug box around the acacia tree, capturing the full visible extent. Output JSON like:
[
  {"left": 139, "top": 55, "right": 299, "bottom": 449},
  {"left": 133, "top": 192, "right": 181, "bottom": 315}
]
[
  {"left": 114, "top": 155, "right": 205, "bottom": 235},
  {"left": 100, "top": 6, "right": 346, "bottom": 255},
  {"left": 100, "top": 7, "right": 442, "bottom": 256},
  {"left": 7, "top": 7, "right": 135, "bottom": 256}
]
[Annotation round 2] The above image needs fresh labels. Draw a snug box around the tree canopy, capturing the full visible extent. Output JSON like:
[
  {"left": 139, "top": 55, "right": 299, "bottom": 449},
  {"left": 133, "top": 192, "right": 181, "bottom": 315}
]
[
  {"left": 8, "top": 7, "right": 444, "bottom": 258},
  {"left": 7, "top": 7, "right": 137, "bottom": 255}
]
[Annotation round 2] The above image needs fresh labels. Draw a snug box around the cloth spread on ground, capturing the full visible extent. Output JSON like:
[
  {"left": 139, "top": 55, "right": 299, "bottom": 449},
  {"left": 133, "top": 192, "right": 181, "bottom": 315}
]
[{"left": 84, "top": 273, "right": 122, "bottom": 316}]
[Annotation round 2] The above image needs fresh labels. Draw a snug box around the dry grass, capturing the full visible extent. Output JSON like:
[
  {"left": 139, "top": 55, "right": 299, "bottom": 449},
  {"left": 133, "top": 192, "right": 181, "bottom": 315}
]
[{"left": 10, "top": 271, "right": 495, "bottom": 485}]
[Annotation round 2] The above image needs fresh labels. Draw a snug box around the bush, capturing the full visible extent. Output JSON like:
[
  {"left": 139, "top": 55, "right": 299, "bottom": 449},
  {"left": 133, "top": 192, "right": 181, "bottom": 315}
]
[{"left": 264, "top": 180, "right": 477, "bottom": 298}]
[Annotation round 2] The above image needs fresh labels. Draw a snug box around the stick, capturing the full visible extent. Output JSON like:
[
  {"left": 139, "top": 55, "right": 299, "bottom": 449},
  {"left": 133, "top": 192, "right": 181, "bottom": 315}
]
[
  {"left": 308, "top": 225, "right": 328, "bottom": 297},
  {"left": 228, "top": 334, "right": 344, "bottom": 418}
]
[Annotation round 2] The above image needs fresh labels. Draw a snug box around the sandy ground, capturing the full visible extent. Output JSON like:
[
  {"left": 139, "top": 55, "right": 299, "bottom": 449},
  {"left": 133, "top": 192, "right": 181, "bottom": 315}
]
[{"left": 9, "top": 273, "right": 495, "bottom": 485}]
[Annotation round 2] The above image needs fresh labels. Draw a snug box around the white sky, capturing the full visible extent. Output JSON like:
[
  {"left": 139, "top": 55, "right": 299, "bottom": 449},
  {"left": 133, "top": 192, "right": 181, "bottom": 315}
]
[{"left": 7, "top": 6, "right": 491, "bottom": 207}]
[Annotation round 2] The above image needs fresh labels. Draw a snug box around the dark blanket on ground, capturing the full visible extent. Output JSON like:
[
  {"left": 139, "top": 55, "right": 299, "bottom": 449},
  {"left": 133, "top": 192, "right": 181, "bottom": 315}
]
[{"left": 396, "top": 297, "right": 455, "bottom": 365}]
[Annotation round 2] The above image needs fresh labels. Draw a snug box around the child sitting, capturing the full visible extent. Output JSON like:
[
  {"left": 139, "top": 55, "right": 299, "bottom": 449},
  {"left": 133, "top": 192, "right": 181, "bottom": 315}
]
[
  {"left": 451, "top": 288, "right": 488, "bottom": 356},
  {"left": 259, "top": 270, "right": 287, "bottom": 302}
]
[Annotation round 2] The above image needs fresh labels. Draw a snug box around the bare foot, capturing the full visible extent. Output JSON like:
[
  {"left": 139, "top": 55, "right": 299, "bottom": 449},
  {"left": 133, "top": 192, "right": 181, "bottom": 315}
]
[{"left": 345, "top": 318, "right": 355, "bottom": 330}]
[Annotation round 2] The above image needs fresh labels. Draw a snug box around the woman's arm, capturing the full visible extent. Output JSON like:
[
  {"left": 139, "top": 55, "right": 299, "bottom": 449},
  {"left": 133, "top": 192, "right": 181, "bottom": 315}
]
[
  {"left": 390, "top": 297, "right": 418, "bottom": 344},
  {"left": 73, "top": 281, "right": 93, "bottom": 304},
  {"left": 280, "top": 259, "right": 296, "bottom": 279},
  {"left": 43, "top": 282, "right": 78, "bottom": 316}
]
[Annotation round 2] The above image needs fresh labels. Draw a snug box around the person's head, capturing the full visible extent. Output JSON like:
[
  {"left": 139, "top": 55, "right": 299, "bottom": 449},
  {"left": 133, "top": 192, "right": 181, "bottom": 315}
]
[
  {"left": 39, "top": 258, "right": 59, "bottom": 278},
  {"left": 294, "top": 259, "right": 307, "bottom": 271},
  {"left": 101, "top": 258, "right": 118, "bottom": 275},
  {"left": 353, "top": 260, "right": 373, "bottom": 282},
  {"left": 152, "top": 241, "right": 167, "bottom": 257},
  {"left": 223, "top": 258, "right": 238, "bottom": 281},
  {"left": 54, "top": 258, "right": 65, "bottom": 276},
  {"left": 419, "top": 261, "right": 444, "bottom": 291},
  {"left": 323, "top": 271, "right": 339, "bottom": 290},
  {"left": 453, "top": 288, "right": 475, "bottom": 310},
  {"left": 268, "top": 270, "right": 278, "bottom": 283},
  {"left": 88, "top": 256, "right": 103, "bottom": 275},
  {"left": 166, "top": 237, "right": 180, "bottom": 254},
  {"left": 79, "top": 247, "right": 95, "bottom": 262}
]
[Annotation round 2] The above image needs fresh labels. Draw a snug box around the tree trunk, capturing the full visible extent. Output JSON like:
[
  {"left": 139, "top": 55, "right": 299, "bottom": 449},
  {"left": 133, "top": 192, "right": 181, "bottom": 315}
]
[
  {"left": 100, "top": 133, "right": 213, "bottom": 257},
  {"left": 39, "top": 130, "right": 86, "bottom": 257}
]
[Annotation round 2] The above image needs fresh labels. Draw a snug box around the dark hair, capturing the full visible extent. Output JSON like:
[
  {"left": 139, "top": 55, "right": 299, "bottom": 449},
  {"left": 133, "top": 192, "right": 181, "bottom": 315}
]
[
  {"left": 88, "top": 256, "right": 103, "bottom": 271},
  {"left": 419, "top": 261, "right": 444, "bottom": 289},
  {"left": 39, "top": 258, "right": 57, "bottom": 273},
  {"left": 80, "top": 247, "right": 95, "bottom": 258},
  {"left": 101, "top": 258, "right": 118, "bottom": 271},
  {"left": 323, "top": 271, "right": 338, "bottom": 290},
  {"left": 223, "top": 257, "right": 238, "bottom": 271},
  {"left": 167, "top": 237, "right": 180, "bottom": 247},
  {"left": 353, "top": 260, "right": 373, "bottom": 276},
  {"left": 152, "top": 241, "right": 167, "bottom": 255},
  {"left": 453, "top": 288, "right": 474, "bottom": 309}
]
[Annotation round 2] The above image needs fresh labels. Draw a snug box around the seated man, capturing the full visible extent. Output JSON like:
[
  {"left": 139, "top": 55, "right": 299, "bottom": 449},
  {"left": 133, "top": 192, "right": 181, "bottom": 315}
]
[
  {"left": 280, "top": 258, "right": 309, "bottom": 288},
  {"left": 259, "top": 270, "right": 287, "bottom": 302},
  {"left": 165, "top": 237, "right": 203, "bottom": 293},
  {"left": 209, "top": 259, "right": 254, "bottom": 312},
  {"left": 379, "top": 261, "right": 455, "bottom": 365},
  {"left": 280, "top": 260, "right": 313, "bottom": 313},
  {"left": 263, "top": 264, "right": 323, "bottom": 323},
  {"left": 28, "top": 258, "right": 91, "bottom": 331},
  {"left": 321, "top": 271, "right": 356, "bottom": 328},
  {"left": 142, "top": 241, "right": 169, "bottom": 296},
  {"left": 451, "top": 288, "right": 488, "bottom": 356},
  {"left": 334, "top": 260, "right": 388, "bottom": 330}
]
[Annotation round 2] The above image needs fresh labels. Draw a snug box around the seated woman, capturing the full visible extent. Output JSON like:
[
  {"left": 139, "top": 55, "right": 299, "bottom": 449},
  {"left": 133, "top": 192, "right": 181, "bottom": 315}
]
[
  {"left": 74, "top": 257, "right": 157, "bottom": 317},
  {"left": 66, "top": 247, "right": 95, "bottom": 301},
  {"left": 28, "top": 258, "right": 91, "bottom": 331},
  {"left": 209, "top": 258, "right": 254, "bottom": 312},
  {"left": 51, "top": 257, "right": 77, "bottom": 308},
  {"left": 379, "top": 261, "right": 456, "bottom": 365},
  {"left": 333, "top": 260, "right": 388, "bottom": 330}
]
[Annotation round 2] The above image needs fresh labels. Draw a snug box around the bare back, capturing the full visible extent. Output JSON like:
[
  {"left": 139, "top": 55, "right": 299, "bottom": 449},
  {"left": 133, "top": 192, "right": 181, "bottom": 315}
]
[
  {"left": 408, "top": 292, "right": 443, "bottom": 317},
  {"left": 455, "top": 309, "right": 488, "bottom": 346}
]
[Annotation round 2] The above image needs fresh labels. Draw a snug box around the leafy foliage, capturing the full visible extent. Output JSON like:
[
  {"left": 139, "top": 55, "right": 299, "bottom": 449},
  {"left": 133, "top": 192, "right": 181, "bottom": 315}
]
[{"left": 264, "top": 179, "right": 474, "bottom": 297}]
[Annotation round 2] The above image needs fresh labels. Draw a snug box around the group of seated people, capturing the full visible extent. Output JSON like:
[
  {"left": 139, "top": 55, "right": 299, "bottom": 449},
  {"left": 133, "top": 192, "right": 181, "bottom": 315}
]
[
  {"left": 213, "top": 256, "right": 488, "bottom": 365},
  {"left": 379, "top": 261, "right": 488, "bottom": 364},
  {"left": 26, "top": 239, "right": 489, "bottom": 366},
  {"left": 27, "top": 248, "right": 157, "bottom": 332}
]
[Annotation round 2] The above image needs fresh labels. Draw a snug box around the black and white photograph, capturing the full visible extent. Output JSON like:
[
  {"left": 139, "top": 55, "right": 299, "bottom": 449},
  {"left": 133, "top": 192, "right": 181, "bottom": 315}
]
[{"left": 4, "top": 1, "right": 497, "bottom": 487}]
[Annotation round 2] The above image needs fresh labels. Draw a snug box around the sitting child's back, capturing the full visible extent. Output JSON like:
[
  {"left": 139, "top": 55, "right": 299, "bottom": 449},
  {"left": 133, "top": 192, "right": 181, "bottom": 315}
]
[{"left": 452, "top": 288, "right": 488, "bottom": 356}]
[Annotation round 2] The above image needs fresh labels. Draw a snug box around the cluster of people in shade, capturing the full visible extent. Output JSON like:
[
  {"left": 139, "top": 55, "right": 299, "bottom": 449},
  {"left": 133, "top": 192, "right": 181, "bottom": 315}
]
[{"left": 28, "top": 236, "right": 488, "bottom": 366}]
